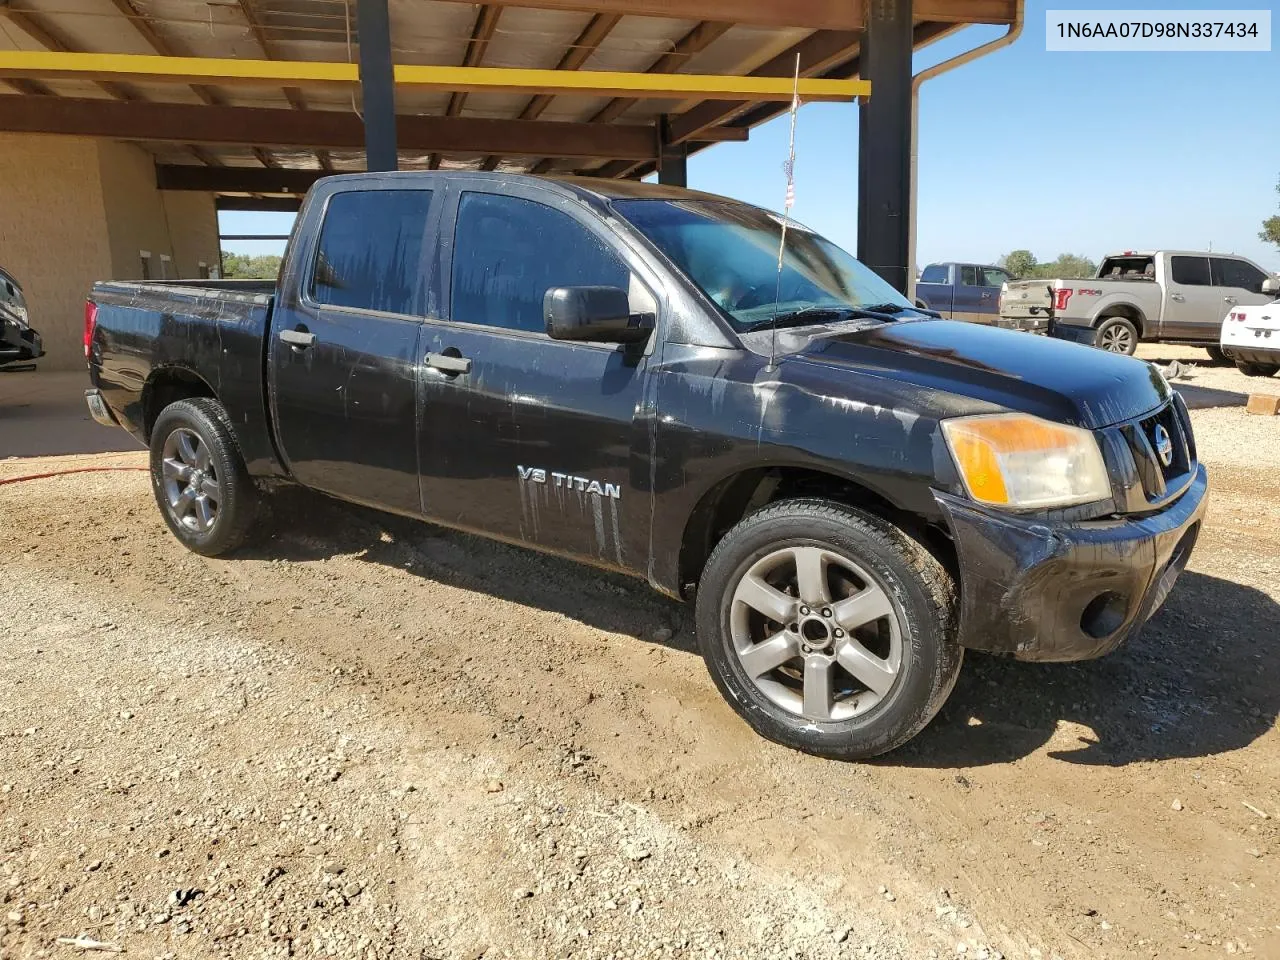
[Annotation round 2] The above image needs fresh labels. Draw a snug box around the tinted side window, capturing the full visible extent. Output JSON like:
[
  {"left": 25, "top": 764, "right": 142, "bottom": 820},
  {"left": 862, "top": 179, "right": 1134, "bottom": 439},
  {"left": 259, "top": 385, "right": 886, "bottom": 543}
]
[
  {"left": 451, "top": 191, "right": 630, "bottom": 333},
  {"left": 1170, "top": 256, "right": 1211, "bottom": 286},
  {"left": 981, "top": 267, "right": 1011, "bottom": 287},
  {"left": 1212, "top": 257, "right": 1266, "bottom": 293},
  {"left": 959, "top": 265, "right": 980, "bottom": 286},
  {"left": 312, "top": 190, "right": 432, "bottom": 315},
  {"left": 920, "top": 264, "right": 948, "bottom": 284}
]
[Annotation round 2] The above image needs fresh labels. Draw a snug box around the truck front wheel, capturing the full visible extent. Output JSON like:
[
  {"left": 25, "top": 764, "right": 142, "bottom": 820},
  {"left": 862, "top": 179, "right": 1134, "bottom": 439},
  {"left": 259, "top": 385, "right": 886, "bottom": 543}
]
[
  {"left": 1095, "top": 316, "right": 1138, "bottom": 355},
  {"left": 695, "top": 500, "right": 962, "bottom": 759},
  {"left": 149, "top": 398, "right": 259, "bottom": 557}
]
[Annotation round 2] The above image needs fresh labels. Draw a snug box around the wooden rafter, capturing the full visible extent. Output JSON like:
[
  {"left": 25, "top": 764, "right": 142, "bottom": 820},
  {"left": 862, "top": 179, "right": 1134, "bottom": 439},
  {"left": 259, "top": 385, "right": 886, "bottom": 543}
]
[
  {"left": 430, "top": 4, "right": 503, "bottom": 170},
  {"left": 480, "top": 12, "right": 620, "bottom": 172},
  {"left": 0, "top": 96, "right": 664, "bottom": 159},
  {"left": 0, "top": 2, "right": 217, "bottom": 167}
]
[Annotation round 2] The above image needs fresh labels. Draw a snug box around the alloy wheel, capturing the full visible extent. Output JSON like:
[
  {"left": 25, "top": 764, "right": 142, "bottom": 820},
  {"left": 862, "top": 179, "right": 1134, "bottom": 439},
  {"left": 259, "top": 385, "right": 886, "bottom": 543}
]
[
  {"left": 729, "top": 545, "right": 904, "bottom": 722},
  {"left": 160, "top": 427, "right": 220, "bottom": 533}
]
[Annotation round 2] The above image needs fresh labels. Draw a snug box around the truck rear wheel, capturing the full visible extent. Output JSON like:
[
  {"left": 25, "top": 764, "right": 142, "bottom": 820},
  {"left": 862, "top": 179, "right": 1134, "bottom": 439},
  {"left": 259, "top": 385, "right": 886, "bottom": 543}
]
[
  {"left": 694, "top": 499, "right": 961, "bottom": 760},
  {"left": 149, "top": 398, "right": 259, "bottom": 557},
  {"left": 1205, "top": 345, "right": 1228, "bottom": 365},
  {"left": 1237, "top": 361, "right": 1280, "bottom": 377},
  {"left": 1095, "top": 316, "right": 1138, "bottom": 355}
]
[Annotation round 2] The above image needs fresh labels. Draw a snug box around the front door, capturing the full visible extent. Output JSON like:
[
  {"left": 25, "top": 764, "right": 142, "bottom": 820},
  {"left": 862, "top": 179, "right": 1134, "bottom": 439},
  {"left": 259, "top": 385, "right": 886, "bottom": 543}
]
[
  {"left": 952, "top": 265, "right": 986, "bottom": 323},
  {"left": 1161, "top": 254, "right": 1221, "bottom": 339},
  {"left": 978, "top": 265, "right": 1012, "bottom": 322},
  {"left": 416, "top": 182, "right": 658, "bottom": 572},
  {"left": 269, "top": 185, "right": 438, "bottom": 516},
  {"left": 1212, "top": 256, "right": 1274, "bottom": 332}
]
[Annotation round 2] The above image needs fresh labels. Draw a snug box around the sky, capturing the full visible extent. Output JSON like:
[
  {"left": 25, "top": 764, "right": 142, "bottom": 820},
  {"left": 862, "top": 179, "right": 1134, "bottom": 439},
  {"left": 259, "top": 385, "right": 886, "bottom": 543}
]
[{"left": 220, "top": 0, "right": 1280, "bottom": 273}]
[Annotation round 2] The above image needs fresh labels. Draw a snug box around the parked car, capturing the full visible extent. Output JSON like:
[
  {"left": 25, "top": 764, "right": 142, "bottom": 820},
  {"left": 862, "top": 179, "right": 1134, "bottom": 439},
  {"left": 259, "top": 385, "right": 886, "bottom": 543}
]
[
  {"left": 1221, "top": 297, "right": 1280, "bottom": 377},
  {"left": 0, "top": 266, "right": 44, "bottom": 367},
  {"left": 84, "top": 173, "right": 1207, "bottom": 760},
  {"left": 914, "top": 262, "right": 1039, "bottom": 328},
  {"left": 999, "top": 250, "right": 1279, "bottom": 357}
]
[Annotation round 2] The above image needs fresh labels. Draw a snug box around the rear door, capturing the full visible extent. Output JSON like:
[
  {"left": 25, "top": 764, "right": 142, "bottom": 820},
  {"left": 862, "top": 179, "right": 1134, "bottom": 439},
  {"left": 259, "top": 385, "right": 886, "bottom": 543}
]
[
  {"left": 416, "top": 180, "right": 659, "bottom": 571},
  {"left": 978, "top": 266, "right": 1012, "bottom": 320},
  {"left": 952, "top": 265, "right": 986, "bottom": 322},
  {"left": 268, "top": 184, "right": 439, "bottom": 515},
  {"left": 1161, "top": 255, "right": 1220, "bottom": 339}
]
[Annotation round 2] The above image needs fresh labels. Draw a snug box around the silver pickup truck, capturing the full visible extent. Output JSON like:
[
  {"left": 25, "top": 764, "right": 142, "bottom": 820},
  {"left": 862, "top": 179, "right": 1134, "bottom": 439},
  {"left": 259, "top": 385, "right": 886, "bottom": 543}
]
[{"left": 999, "top": 250, "right": 1279, "bottom": 356}]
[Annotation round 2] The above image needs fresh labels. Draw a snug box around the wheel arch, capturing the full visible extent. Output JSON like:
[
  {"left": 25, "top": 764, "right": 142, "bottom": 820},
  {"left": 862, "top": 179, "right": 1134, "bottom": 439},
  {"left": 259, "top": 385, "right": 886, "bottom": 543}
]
[
  {"left": 676, "top": 462, "right": 954, "bottom": 599},
  {"left": 1092, "top": 301, "right": 1146, "bottom": 335},
  {"left": 142, "top": 365, "right": 218, "bottom": 443}
]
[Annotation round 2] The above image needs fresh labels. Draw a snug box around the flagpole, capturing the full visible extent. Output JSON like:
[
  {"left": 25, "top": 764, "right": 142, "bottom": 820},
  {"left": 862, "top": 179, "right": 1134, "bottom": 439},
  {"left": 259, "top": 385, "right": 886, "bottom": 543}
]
[{"left": 767, "top": 52, "right": 802, "bottom": 373}]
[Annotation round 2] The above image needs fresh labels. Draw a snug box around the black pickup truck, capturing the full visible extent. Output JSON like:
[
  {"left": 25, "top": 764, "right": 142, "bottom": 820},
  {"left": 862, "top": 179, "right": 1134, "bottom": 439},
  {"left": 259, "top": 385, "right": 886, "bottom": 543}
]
[{"left": 85, "top": 173, "right": 1207, "bottom": 759}]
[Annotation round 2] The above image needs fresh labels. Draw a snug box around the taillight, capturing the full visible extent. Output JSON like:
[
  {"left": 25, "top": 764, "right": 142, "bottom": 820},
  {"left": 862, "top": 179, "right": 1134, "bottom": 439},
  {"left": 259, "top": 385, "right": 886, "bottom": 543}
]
[{"left": 84, "top": 300, "right": 98, "bottom": 359}]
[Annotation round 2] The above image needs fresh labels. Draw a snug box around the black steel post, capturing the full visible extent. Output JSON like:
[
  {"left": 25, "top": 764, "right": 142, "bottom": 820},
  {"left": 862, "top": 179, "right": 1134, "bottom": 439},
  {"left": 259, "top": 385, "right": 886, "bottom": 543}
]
[
  {"left": 857, "top": 0, "right": 913, "bottom": 293},
  {"left": 356, "top": 0, "right": 398, "bottom": 171},
  {"left": 657, "top": 116, "right": 688, "bottom": 187}
]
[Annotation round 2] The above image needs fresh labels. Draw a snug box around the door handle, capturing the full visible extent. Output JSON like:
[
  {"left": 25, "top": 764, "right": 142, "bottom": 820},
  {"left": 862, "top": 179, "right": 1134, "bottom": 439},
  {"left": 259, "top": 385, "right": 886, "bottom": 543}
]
[
  {"left": 1171, "top": 293, "right": 1185, "bottom": 302},
  {"left": 426, "top": 352, "right": 472, "bottom": 374},
  {"left": 1223, "top": 296, "right": 1238, "bottom": 304},
  {"left": 279, "top": 328, "right": 316, "bottom": 347}
]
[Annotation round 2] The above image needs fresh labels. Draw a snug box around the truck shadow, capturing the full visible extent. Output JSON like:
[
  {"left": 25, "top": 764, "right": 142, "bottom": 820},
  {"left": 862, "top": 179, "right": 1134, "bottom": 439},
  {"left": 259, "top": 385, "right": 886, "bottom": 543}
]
[
  {"left": 253, "top": 488, "right": 1276, "bottom": 768},
  {"left": 889, "top": 570, "right": 1279, "bottom": 768}
]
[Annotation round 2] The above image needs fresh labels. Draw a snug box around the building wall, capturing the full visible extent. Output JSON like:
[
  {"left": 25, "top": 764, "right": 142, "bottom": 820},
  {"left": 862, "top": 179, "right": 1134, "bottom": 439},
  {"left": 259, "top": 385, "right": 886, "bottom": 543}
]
[
  {"left": 0, "top": 134, "right": 113, "bottom": 372},
  {"left": 0, "top": 135, "right": 220, "bottom": 371}
]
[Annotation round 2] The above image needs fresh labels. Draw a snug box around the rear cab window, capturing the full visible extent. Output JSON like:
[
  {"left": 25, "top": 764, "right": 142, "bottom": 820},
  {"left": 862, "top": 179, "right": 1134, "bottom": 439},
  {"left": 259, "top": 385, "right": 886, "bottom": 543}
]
[
  {"left": 919, "top": 264, "right": 948, "bottom": 284},
  {"left": 311, "top": 189, "right": 433, "bottom": 315},
  {"left": 959, "top": 266, "right": 980, "bottom": 286},
  {"left": 1099, "top": 256, "right": 1155, "bottom": 279},
  {"left": 450, "top": 191, "right": 632, "bottom": 334}
]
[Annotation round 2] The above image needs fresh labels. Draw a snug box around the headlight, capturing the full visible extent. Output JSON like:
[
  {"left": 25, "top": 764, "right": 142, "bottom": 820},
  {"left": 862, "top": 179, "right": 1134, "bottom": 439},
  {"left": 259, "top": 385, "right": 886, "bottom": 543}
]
[{"left": 941, "top": 413, "right": 1110, "bottom": 509}]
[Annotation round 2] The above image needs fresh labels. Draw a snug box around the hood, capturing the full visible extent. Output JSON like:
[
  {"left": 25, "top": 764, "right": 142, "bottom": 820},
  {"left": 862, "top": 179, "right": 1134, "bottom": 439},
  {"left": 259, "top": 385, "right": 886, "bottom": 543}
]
[{"left": 792, "top": 320, "right": 1170, "bottom": 429}]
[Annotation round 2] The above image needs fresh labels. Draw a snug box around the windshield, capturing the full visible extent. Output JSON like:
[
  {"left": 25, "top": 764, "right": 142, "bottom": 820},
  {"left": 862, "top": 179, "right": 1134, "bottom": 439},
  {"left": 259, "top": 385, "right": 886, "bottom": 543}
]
[{"left": 613, "top": 199, "right": 912, "bottom": 332}]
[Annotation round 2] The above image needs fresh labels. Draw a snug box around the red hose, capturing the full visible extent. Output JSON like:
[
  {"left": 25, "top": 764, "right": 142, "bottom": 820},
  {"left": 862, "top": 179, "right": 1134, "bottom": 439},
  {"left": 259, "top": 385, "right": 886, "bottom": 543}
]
[{"left": 0, "top": 466, "right": 148, "bottom": 486}]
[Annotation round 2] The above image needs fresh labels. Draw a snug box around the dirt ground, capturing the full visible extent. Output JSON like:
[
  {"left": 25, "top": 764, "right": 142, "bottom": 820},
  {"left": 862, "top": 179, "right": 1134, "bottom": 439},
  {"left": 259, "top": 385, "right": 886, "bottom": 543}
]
[{"left": 1, "top": 349, "right": 1277, "bottom": 960}]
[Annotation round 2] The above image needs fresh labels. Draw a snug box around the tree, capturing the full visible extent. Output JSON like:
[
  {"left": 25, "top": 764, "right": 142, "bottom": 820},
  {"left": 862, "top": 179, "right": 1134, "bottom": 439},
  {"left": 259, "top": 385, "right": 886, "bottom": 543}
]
[
  {"left": 1041, "top": 253, "right": 1097, "bottom": 279},
  {"left": 999, "top": 249, "right": 1038, "bottom": 278},
  {"left": 1261, "top": 175, "right": 1280, "bottom": 250},
  {"left": 221, "top": 252, "right": 282, "bottom": 279}
]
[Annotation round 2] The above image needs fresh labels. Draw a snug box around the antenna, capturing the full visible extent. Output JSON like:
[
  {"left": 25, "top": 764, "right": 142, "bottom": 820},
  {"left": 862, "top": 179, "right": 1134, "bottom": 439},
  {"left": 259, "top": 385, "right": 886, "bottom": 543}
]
[{"left": 766, "top": 52, "right": 801, "bottom": 373}]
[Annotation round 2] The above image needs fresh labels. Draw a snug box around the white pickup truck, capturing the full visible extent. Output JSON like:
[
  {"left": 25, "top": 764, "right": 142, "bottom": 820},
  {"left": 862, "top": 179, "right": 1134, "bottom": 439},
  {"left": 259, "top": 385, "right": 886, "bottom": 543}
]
[{"left": 999, "top": 250, "right": 1279, "bottom": 357}]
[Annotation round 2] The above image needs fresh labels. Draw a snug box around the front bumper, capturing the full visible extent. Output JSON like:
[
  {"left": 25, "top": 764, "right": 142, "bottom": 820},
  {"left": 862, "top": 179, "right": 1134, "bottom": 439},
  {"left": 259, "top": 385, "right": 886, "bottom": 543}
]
[
  {"left": 936, "top": 463, "right": 1208, "bottom": 662},
  {"left": 0, "top": 318, "right": 43, "bottom": 364}
]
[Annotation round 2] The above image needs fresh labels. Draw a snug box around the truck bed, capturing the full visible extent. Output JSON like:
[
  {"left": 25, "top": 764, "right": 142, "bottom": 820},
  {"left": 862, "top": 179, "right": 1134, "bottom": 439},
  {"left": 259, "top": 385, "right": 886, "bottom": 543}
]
[{"left": 88, "top": 279, "right": 281, "bottom": 475}]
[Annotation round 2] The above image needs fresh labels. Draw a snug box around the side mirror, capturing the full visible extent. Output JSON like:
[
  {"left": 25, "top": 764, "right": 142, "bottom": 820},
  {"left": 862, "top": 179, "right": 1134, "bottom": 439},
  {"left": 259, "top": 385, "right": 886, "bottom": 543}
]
[
  {"left": 544, "top": 286, "right": 652, "bottom": 343},
  {"left": 1262, "top": 277, "right": 1279, "bottom": 296}
]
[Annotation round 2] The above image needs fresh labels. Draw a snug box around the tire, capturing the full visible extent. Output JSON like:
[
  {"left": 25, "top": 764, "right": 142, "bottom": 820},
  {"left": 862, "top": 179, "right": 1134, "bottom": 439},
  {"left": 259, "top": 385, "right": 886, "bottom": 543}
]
[
  {"left": 1205, "top": 345, "right": 1228, "bottom": 365},
  {"left": 1094, "top": 316, "right": 1138, "bottom": 355},
  {"left": 149, "top": 398, "right": 259, "bottom": 557},
  {"left": 1237, "top": 361, "right": 1280, "bottom": 377},
  {"left": 695, "top": 499, "right": 962, "bottom": 760}
]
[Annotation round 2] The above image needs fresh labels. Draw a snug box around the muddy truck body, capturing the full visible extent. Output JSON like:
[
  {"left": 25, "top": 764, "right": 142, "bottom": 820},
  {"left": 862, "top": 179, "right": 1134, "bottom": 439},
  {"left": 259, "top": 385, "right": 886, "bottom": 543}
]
[{"left": 84, "top": 173, "right": 1208, "bottom": 759}]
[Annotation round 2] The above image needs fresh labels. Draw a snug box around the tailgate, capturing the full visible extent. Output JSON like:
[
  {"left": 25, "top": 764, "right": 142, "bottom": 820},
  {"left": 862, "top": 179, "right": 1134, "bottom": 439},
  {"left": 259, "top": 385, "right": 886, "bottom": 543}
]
[{"left": 999, "top": 279, "right": 1054, "bottom": 321}]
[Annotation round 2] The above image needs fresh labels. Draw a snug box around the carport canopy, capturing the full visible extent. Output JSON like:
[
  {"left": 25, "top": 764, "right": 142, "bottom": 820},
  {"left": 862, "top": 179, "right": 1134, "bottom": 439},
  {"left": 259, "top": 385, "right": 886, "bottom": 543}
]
[{"left": 0, "top": 0, "right": 1020, "bottom": 288}]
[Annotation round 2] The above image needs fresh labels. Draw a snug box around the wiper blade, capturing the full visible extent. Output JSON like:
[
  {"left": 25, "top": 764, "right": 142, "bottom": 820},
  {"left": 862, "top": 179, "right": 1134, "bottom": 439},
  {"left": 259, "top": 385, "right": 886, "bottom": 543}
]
[
  {"left": 743, "top": 305, "right": 858, "bottom": 332},
  {"left": 743, "top": 302, "right": 914, "bottom": 333},
  {"left": 857, "top": 302, "right": 910, "bottom": 314}
]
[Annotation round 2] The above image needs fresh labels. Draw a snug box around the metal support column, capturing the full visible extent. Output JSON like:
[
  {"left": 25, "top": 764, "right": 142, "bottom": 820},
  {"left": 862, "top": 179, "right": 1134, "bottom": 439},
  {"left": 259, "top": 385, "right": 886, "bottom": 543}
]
[
  {"left": 857, "top": 0, "right": 913, "bottom": 293},
  {"left": 657, "top": 116, "right": 688, "bottom": 187},
  {"left": 356, "top": 0, "right": 397, "bottom": 171}
]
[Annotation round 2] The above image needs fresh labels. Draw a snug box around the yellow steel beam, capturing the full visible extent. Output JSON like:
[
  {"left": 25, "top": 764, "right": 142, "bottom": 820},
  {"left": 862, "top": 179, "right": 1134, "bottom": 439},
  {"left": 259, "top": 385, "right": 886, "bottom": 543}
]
[{"left": 0, "top": 51, "right": 869, "bottom": 101}]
